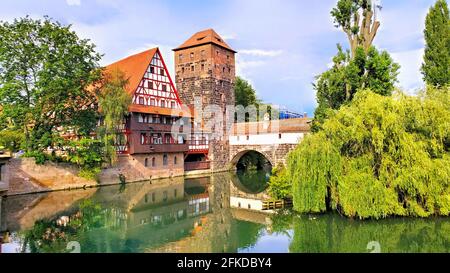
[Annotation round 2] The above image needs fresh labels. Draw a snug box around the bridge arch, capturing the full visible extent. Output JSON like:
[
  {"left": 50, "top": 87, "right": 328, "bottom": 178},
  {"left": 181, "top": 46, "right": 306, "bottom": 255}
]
[{"left": 229, "top": 149, "right": 274, "bottom": 170}]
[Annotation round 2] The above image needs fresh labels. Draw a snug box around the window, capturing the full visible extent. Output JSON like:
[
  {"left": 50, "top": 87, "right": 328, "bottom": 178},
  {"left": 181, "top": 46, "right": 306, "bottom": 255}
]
[
  {"left": 145, "top": 194, "right": 148, "bottom": 203},
  {"left": 190, "top": 52, "right": 194, "bottom": 59},
  {"left": 144, "top": 158, "right": 148, "bottom": 167},
  {"left": 201, "top": 50, "right": 205, "bottom": 57},
  {"left": 148, "top": 81, "right": 153, "bottom": 89},
  {"left": 191, "top": 65, "right": 194, "bottom": 72},
  {"left": 227, "top": 55, "right": 230, "bottom": 60},
  {"left": 174, "top": 156, "right": 177, "bottom": 165},
  {"left": 223, "top": 67, "right": 225, "bottom": 73},
  {"left": 152, "top": 192, "right": 156, "bottom": 202},
  {"left": 279, "top": 133, "right": 282, "bottom": 139},
  {"left": 139, "top": 97, "right": 145, "bottom": 105},
  {"left": 165, "top": 134, "right": 171, "bottom": 144},
  {"left": 246, "top": 135, "right": 249, "bottom": 140},
  {"left": 150, "top": 67, "right": 155, "bottom": 74},
  {"left": 163, "top": 154, "right": 168, "bottom": 166},
  {"left": 248, "top": 204, "right": 251, "bottom": 209},
  {"left": 216, "top": 50, "right": 219, "bottom": 56},
  {"left": 138, "top": 114, "right": 144, "bottom": 123},
  {"left": 171, "top": 101, "right": 176, "bottom": 109},
  {"left": 182, "top": 67, "right": 185, "bottom": 74},
  {"left": 179, "top": 54, "right": 183, "bottom": 61},
  {"left": 140, "top": 133, "right": 146, "bottom": 144},
  {"left": 152, "top": 157, "right": 156, "bottom": 167},
  {"left": 150, "top": 98, "right": 155, "bottom": 106},
  {"left": 228, "top": 68, "right": 231, "bottom": 73},
  {"left": 161, "top": 100, "right": 165, "bottom": 108},
  {"left": 201, "top": 64, "right": 205, "bottom": 71},
  {"left": 160, "top": 68, "right": 165, "bottom": 76},
  {"left": 162, "top": 84, "right": 167, "bottom": 92}
]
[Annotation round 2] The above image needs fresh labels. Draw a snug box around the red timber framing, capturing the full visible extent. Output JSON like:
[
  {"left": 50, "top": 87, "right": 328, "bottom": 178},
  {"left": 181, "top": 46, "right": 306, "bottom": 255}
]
[{"left": 132, "top": 49, "right": 182, "bottom": 110}]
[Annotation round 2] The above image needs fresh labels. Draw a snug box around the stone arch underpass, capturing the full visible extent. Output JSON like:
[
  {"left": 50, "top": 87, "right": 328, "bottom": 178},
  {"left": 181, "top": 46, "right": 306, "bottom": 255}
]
[{"left": 229, "top": 144, "right": 298, "bottom": 169}]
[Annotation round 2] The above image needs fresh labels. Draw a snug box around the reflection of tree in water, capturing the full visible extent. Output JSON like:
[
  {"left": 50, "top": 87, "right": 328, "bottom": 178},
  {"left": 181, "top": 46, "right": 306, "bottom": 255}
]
[
  {"left": 267, "top": 211, "right": 450, "bottom": 253},
  {"left": 235, "top": 170, "right": 270, "bottom": 194},
  {"left": 236, "top": 151, "right": 271, "bottom": 172}
]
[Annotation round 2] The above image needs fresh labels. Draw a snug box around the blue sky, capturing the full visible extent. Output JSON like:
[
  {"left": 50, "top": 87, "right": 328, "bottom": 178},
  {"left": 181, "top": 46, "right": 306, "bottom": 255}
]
[{"left": 0, "top": 0, "right": 436, "bottom": 116}]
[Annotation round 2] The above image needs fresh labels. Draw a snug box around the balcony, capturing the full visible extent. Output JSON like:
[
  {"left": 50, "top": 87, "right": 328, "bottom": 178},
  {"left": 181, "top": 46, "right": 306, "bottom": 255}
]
[{"left": 184, "top": 161, "right": 211, "bottom": 171}]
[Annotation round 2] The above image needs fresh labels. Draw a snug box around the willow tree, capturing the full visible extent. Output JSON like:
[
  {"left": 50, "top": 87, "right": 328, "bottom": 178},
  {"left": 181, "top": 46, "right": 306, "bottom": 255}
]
[
  {"left": 96, "top": 69, "right": 131, "bottom": 165},
  {"left": 288, "top": 88, "right": 450, "bottom": 219}
]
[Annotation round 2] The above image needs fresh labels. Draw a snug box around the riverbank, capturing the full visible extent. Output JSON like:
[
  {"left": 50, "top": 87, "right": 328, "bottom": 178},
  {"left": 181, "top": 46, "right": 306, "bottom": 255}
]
[{"left": 3, "top": 157, "right": 232, "bottom": 196}]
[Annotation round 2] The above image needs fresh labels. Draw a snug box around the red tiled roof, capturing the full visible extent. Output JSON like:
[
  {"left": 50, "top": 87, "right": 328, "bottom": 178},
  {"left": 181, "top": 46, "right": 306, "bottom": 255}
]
[
  {"left": 173, "top": 29, "right": 236, "bottom": 53},
  {"left": 230, "top": 118, "right": 311, "bottom": 135},
  {"left": 104, "top": 48, "right": 157, "bottom": 95}
]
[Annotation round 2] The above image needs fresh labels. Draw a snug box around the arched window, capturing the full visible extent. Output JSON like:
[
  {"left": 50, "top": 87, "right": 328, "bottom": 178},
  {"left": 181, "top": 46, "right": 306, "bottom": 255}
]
[
  {"left": 144, "top": 158, "right": 148, "bottom": 167},
  {"left": 163, "top": 154, "right": 168, "bottom": 166},
  {"left": 152, "top": 157, "right": 156, "bottom": 167}
]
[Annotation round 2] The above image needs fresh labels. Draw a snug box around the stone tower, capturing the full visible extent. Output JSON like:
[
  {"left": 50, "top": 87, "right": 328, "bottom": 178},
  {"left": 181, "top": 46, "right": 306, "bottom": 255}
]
[{"left": 173, "top": 29, "right": 236, "bottom": 171}]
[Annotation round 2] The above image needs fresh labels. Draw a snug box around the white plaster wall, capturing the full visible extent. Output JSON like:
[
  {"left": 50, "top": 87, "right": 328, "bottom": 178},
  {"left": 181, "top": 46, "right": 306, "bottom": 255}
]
[
  {"left": 229, "top": 132, "right": 304, "bottom": 145},
  {"left": 230, "top": 196, "right": 263, "bottom": 210}
]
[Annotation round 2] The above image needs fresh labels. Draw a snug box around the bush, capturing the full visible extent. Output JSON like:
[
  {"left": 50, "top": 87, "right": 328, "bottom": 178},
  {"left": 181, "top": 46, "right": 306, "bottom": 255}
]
[
  {"left": 268, "top": 164, "right": 292, "bottom": 199},
  {"left": 288, "top": 88, "right": 450, "bottom": 219}
]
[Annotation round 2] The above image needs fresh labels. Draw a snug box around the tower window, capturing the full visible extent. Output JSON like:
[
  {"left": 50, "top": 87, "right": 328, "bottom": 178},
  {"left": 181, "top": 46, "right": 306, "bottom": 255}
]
[
  {"left": 182, "top": 67, "right": 185, "bottom": 74},
  {"left": 191, "top": 65, "right": 194, "bottom": 72},
  {"left": 279, "top": 133, "right": 282, "bottom": 139},
  {"left": 144, "top": 158, "right": 148, "bottom": 167},
  {"left": 163, "top": 154, "right": 168, "bottom": 166},
  {"left": 201, "top": 50, "right": 205, "bottom": 57},
  {"left": 152, "top": 157, "right": 156, "bottom": 167},
  {"left": 228, "top": 68, "right": 231, "bottom": 73},
  {"left": 223, "top": 67, "right": 225, "bottom": 73},
  {"left": 174, "top": 156, "right": 177, "bottom": 165},
  {"left": 227, "top": 55, "right": 230, "bottom": 60},
  {"left": 201, "top": 64, "right": 205, "bottom": 71},
  {"left": 216, "top": 50, "right": 219, "bottom": 56},
  {"left": 179, "top": 54, "right": 183, "bottom": 61},
  {"left": 190, "top": 52, "right": 194, "bottom": 59}
]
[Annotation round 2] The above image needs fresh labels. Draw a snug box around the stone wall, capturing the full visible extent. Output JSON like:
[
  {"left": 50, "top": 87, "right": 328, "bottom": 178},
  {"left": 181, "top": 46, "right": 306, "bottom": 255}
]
[{"left": 99, "top": 152, "right": 185, "bottom": 183}]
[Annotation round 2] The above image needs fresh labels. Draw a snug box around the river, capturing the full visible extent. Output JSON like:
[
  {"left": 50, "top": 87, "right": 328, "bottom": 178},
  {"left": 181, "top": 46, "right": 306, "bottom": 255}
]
[{"left": 1, "top": 171, "right": 449, "bottom": 253}]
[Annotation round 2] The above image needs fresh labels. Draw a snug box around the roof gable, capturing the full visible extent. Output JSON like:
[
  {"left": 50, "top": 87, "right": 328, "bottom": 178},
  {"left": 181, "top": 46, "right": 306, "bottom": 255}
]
[{"left": 173, "top": 29, "right": 236, "bottom": 53}]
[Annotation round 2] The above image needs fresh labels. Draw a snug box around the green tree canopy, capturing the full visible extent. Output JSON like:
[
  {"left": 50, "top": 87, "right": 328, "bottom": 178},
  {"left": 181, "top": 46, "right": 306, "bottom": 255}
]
[
  {"left": 0, "top": 16, "right": 102, "bottom": 152},
  {"left": 235, "top": 76, "right": 258, "bottom": 107},
  {"left": 421, "top": 0, "right": 450, "bottom": 87},
  {"left": 96, "top": 69, "right": 131, "bottom": 165},
  {"left": 288, "top": 87, "right": 450, "bottom": 219}
]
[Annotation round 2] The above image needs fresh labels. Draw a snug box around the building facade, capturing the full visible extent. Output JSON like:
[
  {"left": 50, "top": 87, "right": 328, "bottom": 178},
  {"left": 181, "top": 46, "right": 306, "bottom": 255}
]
[{"left": 173, "top": 29, "right": 237, "bottom": 172}]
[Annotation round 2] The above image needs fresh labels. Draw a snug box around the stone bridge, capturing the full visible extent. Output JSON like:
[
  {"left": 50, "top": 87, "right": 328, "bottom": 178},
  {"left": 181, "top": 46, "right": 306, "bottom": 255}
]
[{"left": 228, "top": 118, "right": 310, "bottom": 168}]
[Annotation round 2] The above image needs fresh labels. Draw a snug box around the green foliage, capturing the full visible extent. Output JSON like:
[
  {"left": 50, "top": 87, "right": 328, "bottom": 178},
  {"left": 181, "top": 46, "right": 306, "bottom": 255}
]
[
  {"left": 312, "top": 45, "right": 399, "bottom": 131},
  {"left": 268, "top": 164, "right": 292, "bottom": 199},
  {"left": 97, "top": 69, "right": 131, "bottom": 166},
  {"left": 235, "top": 76, "right": 258, "bottom": 108},
  {"left": 66, "top": 138, "right": 103, "bottom": 178},
  {"left": 0, "top": 16, "right": 102, "bottom": 152},
  {"left": 422, "top": 0, "right": 450, "bottom": 87},
  {"left": 288, "top": 89, "right": 450, "bottom": 219},
  {"left": 0, "top": 129, "right": 24, "bottom": 151}
]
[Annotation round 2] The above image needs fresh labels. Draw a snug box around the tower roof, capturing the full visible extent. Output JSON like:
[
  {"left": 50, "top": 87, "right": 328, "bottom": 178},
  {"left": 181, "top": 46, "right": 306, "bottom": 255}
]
[{"left": 173, "top": 29, "right": 236, "bottom": 53}]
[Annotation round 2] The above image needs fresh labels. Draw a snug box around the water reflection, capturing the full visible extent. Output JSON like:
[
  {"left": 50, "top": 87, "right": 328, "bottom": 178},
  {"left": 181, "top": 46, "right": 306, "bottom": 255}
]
[{"left": 1, "top": 172, "right": 450, "bottom": 253}]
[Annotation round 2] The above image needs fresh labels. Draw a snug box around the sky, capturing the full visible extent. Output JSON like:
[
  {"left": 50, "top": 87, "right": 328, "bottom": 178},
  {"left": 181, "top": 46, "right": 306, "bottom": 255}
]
[{"left": 0, "top": 0, "right": 436, "bottom": 116}]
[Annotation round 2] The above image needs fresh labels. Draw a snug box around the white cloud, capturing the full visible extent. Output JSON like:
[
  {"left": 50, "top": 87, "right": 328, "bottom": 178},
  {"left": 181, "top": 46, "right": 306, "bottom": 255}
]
[
  {"left": 66, "top": 0, "right": 81, "bottom": 6},
  {"left": 239, "top": 49, "right": 283, "bottom": 57},
  {"left": 391, "top": 48, "right": 425, "bottom": 94}
]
